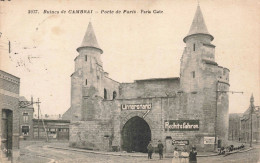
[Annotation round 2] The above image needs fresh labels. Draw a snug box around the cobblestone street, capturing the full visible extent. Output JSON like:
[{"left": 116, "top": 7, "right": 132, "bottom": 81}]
[{"left": 19, "top": 141, "right": 260, "bottom": 163}]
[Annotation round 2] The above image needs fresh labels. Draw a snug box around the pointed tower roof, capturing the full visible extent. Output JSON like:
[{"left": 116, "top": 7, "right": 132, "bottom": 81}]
[
  {"left": 183, "top": 5, "right": 214, "bottom": 42},
  {"left": 77, "top": 22, "right": 103, "bottom": 53}
]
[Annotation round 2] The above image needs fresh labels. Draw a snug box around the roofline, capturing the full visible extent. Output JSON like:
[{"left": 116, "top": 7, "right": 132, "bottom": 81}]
[
  {"left": 76, "top": 46, "right": 103, "bottom": 54},
  {"left": 183, "top": 33, "right": 214, "bottom": 43},
  {"left": 32, "top": 119, "right": 70, "bottom": 123},
  {"left": 218, "top": 81, "right": 230, "bottom": 86},
  {"left": 104, "top": 76, "right": 120, "bottom": 84},
  {"left": 135, "top": 77, "right": 180, "bottom": 82},
  {"left": 0, "top": 70, "right": 20, "bottom": 79}
]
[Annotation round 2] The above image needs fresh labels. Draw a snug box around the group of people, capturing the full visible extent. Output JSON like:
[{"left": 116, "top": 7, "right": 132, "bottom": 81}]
[
  {"left": 219, "top": 144, "right": 245, "bottom": 155},
  {"left": 147, "top": 140, "right": 164, "bottom": 159},
  {"left": 147, "top": 141, "right": 197, "bottom": 163},
  {"left": 172, "top": 146, "right": 197, "bottom": 163}
]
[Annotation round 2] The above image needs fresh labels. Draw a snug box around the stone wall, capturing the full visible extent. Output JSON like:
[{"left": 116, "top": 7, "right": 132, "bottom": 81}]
[
  {"left": 69, "top": 120, "right": 113, "bottom": 151},
  {"left": 119, "top": 78, "right": 180, "bottom": 99}
]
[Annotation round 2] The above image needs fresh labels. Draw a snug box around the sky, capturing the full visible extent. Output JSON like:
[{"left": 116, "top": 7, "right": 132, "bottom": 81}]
[{"left": 0, "top": 0, "right": 259, "bottom": 115}]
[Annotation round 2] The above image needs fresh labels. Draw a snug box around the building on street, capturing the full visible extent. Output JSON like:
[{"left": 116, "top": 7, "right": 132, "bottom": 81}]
[
  {"left": 33, "top": 119, "right": 70, "bottom": 140},
  {"left": 0, "top": 70, "right": 20, "bottom": 162},
  {"left": 63, "top": 5, "right": 230, "bottom": 152},
  {"left": 19, "top": 96, "right": 34, "bottom": 140},
  {"left": 240, "top": 95, "right": 260, "bottom": 143},
  {"left": 228, "top": 113, "right": 243, "bottom": 141}
]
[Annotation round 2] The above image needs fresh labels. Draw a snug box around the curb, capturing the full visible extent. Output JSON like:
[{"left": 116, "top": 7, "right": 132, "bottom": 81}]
[
  {"left": 46, "top": 146, "right": 228, "bottom": 158},
  {"left": 46, "top": 146, "right": 147, "bottom": 157},
  {"left": 46, "top": 146, "right": 253, "bottom": 158},
  {"left": 223, "top": 148, "right": 253, "bottom": 157}
]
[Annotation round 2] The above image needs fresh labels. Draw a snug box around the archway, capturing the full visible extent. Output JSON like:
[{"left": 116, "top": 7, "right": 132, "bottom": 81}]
[
  {"left": 121, "top": 116, "right": 151, "bottom": 153},
  {"left": 1, "top": 109, "right": 13, "bottom": 158}
]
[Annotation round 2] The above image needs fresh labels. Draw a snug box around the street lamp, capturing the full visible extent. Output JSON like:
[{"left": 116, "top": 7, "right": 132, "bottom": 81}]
[{"left": 214, "top": 81, "right": 243, "bottom": 151}]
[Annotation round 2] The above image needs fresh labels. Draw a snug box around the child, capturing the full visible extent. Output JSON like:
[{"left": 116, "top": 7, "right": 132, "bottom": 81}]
[
  {"left": 172, "top": 147, "right": 180, "bottom": 163},
  {"left": 180, "top": 149, "right": 189, "bottom": 163}
]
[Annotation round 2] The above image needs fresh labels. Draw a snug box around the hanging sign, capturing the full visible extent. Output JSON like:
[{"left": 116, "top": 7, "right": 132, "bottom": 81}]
[
  {"left": 172, "top": 140, "right": 189, "bottom": 146},
  {"left": 164, "top": 120, "right": 199, "bottom": 131},
  {"left": 121, "top": 103, "right": 152, "bottom": 110}
]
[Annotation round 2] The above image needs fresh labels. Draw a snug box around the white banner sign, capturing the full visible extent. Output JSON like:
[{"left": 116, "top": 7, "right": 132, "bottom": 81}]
[
  {"left": 121, "top": 103, "right": 152, "bottom": 110},
  {"left": 204, "top": 137, "right": 215, "bottom": 144}
]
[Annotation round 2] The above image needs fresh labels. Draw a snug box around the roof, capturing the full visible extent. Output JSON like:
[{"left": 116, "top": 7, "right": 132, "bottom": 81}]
[
  {"left": 202, "top": 59, "right": 218, "bottom": 66},
  {"left": 19, "top": 96, "right": 34, "bottom": 109},
  {"left": 0, "top": 69, "right": 20, "bottom": 79},
  {"left": 76, "top": 22, "right": 103, "bottom": 53},
  {"left": 183, "top": 5, "right": 214, "bottom": 42},
  {"left": 135, "top": 77, "right": 180, "bottom": 82},
  {"left": 32, "top": 119, "right": 70, "bottom": 123}
]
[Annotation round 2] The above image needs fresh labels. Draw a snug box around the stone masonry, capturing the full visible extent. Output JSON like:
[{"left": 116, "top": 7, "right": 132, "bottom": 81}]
[{"left": 64, "top": 5, "right": 230, "bottom": 152}]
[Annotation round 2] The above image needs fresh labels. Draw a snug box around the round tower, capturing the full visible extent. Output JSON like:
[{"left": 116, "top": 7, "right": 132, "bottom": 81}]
[{"left": 71, "top": 22, "right": 104, "bottom": 120}]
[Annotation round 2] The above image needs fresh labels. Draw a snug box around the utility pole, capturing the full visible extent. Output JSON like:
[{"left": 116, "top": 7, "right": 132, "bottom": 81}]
[
  {"left": 214, "top": 81, "right": 243, "bottom": 151},
  {"left": 250, "top": 94, "right": 255, "bottom": 147},
  {"left": 37, "top": 98, "right": 40, "bottom": 139},
  {"left": 19, "top": 96, "right": 41, "bottom": 139}
]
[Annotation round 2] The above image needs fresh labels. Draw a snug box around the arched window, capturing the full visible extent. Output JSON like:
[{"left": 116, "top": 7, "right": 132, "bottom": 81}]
[
  {"left": 104, "top": 89, "right": 107, "bottom": 100},
  {"left": 193, "top": 43, "right": 196, "bottom": 51},
  {"left": 85, "top": 79, "right": 87, "bottom": 85},
  {"left": 113, "top": 91, "right": 117, "bottom": 100}
]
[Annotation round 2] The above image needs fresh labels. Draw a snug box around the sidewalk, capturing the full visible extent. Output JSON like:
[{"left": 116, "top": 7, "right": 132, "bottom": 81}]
[{"left": 45, "top": 143, "right": 251, "bottom": 158}]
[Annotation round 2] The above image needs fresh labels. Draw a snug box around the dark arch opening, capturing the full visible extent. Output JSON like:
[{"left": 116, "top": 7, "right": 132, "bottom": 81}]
[
  {"left": 104, "top": 88, "right": 107, "bottom": 100},
  {"left": 1, "top": 109, "right": 13, "bottom": 158},
  {"left": 121, "top": 116, "right": 151, "bottom": 153},
  {"left": 112, "top": 91, "right": 117, "bottom": 100}
]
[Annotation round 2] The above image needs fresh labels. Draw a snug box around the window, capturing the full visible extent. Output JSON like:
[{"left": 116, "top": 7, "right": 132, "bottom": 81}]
[
  {"left": 85, "top": 79, "right": 87, "bottom": 85},
  {"left": 193, "top": 43, "right": 196, "bottom": 51},
  {"left": 113, "top": 91, "right": 117, "bottom": 100},
  {"left": 23, "top": 113, "right": 29, "bottom": 123},
  {"left": 192, "top": 71, "right": 195, "bottom": 78},
  {"left": 104, "top": 89, "right": 107, "bottom": 100},
  {"left": 22, "top": 126, "right": 29, "bottom": 135},
  {"left": 85, "top": 55, "right": 87, "bottom": 61}
]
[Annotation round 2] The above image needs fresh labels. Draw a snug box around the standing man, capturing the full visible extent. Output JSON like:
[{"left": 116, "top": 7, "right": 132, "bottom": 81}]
[
  {"left": 157, "top": 140, "right": 164, "bottom": 159},
  {"left": 189, "top": 146, "right": 197, "bottom": 163},
  {"left": 147, "top": 141, "right": 153, "bottom": 159}
]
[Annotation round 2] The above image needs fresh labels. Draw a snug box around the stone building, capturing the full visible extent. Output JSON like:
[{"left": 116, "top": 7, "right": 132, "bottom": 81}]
[
  {"left": 240, "top": 95, "right": 260, "bottom": 143},
  {"left": 33, "top": 119, "right": 70, "bottom": 140},
  {"left": 0, "top": 70, "right": 20, "bottom": 162},
  {"left": 63, "top": 5, "right": 230, "bottom": 152},
  {"left": 19, "top": 96, "right": 34, "bottom": 140},
  {"left": 228, "top": 113, "right": 243, "bottom": 141}
]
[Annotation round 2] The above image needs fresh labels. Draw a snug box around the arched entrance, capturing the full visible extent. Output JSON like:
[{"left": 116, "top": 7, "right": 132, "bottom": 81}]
[
  {"left": 1, "top": 109, "right": 13, "bottom": 158},
  {"left": 121, "top": 116, "right": 151, "bottom": 153}
]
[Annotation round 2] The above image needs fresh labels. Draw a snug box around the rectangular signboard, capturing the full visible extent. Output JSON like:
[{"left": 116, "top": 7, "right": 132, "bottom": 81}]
[
  {"left": 172, "top": 140, "right": 189, "bottom": 145},
  {"left": 121, "top": 103, "right": 152, "bottom": 110},
  {"left": 204, "top": 137, "right": 215, "bottom": 144},
  {"left": 164, "top": 120, "right": 199, "bottom": 131}
]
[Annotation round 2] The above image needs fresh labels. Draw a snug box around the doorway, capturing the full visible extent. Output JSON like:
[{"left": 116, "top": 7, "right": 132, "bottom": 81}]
[
  {"left": 1, "top": 109, "right": 13, "bottom": 158},
  {"left": 121, "top": 116, "right": 151, "bottom": 153}
]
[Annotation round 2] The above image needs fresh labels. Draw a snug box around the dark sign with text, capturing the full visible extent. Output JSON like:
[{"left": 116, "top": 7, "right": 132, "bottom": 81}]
[
  {"left": 121, "top": 103, "right": 152, "bottom": 110},
  {"left": 164, "top": 120, "right": 199, "bottom": 131},
  {"left": 172, "top": 140, "right": 189, "bottom": 145}
]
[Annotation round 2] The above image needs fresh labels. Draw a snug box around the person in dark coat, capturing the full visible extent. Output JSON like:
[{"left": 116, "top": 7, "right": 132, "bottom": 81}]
[
  {"left": 147, "top": 141, "right": 153, "bottom": 159},
  {"left": 157, "top": 140, "right": 164, "bottom": 159},
  {"left": 189, "top": 146, "right": 197, "bottom": 163}
]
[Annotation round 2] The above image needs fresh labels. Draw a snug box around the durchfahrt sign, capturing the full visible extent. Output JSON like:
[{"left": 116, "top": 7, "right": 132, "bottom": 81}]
[
  {"left": 164, "top": 120, "right": 199, "bottom": 131},
  {"left": 172, "top": 140, "right": 189, "bottom": 146}
]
